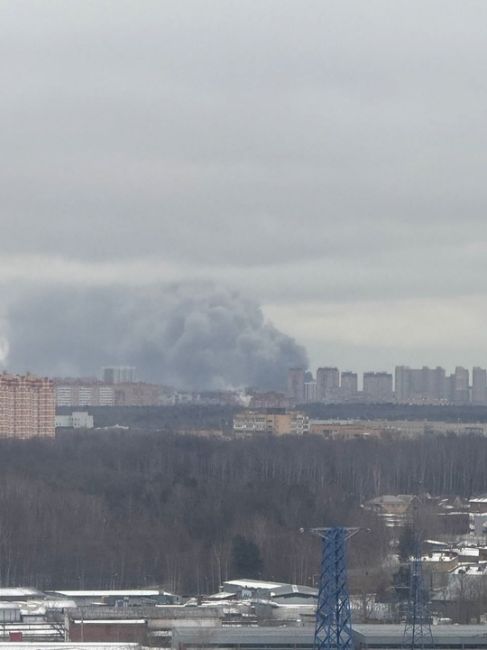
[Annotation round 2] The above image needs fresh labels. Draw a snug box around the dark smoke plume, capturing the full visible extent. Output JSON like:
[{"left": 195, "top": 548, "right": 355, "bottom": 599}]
[{"left": 4, "top": 283, "right": 308, "bottom": 390}]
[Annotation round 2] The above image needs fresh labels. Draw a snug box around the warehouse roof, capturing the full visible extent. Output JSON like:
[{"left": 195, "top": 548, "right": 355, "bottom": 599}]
[{"left": 173, "top": 624, "right": 487, "bottom": 649}]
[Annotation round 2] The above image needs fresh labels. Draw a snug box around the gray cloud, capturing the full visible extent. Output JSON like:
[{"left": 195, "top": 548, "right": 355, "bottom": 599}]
[
  {"left": 4, "top": 283, "right": 308, "bottom": 390},
  {"left": 1, "top": 1, "right": 487, "bottom": 371}
]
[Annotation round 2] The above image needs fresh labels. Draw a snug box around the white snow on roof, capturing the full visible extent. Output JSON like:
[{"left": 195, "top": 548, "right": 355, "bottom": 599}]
[
  {"left": 224, "top": 579, "right": 284, "bottom": 590},
  {"left": 39, "top": 600, "right": 77, "bottom": 609},
  {"left": 458, "top": 547, "right": 480, "bottom": 557},
  {"left": 422, "top": 553, "right": 455, "bottom": 562},
  {"left": 0, "top": 645, "right": 139, "bottom": 649},
  {"left": 206, "top": 592, "right": 236, "bottom": 600},
  {"left": 0, "top": 589, "right": 41, "bottom": 597},
  {"left": 53, "top": 590, "right": 162, "bottom": 597},
  {"left": 73, "top": 619, "right": 146, "bottom": 625},
  {"left": 451, "top": 563, "right": 486, "bottom": 575}
]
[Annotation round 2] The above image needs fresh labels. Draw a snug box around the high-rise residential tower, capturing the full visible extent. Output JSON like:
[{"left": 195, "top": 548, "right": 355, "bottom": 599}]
[
  {"left": 316, "top": 367, "right": 340, "bottom": 402},
  {"left": 0, "top": 373, "right": 55, "bottom": 439},
  {"left": 472, "top": 367, "right": 487, "bottom": 405},
  {"left": 363, "top": 372, "right": 393, "bottom": 403},
  {"left": 102, "top": 366, "right": 136, "bottom": 384},
  {"left": 340, "top": 371, "right": 358, "bottom": 401},
  {"left": 287, "top": 368, "right": 306, "bottom": 404}
]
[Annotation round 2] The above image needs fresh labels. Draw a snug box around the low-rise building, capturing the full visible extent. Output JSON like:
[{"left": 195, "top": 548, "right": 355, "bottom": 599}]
[
  {"left": 364, "top": 494, "right": 417, "bottom": 527},
  {"left": 309, "top": 420, "right": 391, "bottom": 439},
  {"left": 69, "top": 619, "right": 147, "bottom": 644},
  {"left": 233, "top": 410, "right": 309, "bottom": 436},
  {"left": 55, "top": 411, "right": 94, "bottom": 429},
  {"left": 469, "top": 495, "right": 487, "bottom": 514},
  {"left": 222, "top": 579, "right": 317, "bottom": 604}
]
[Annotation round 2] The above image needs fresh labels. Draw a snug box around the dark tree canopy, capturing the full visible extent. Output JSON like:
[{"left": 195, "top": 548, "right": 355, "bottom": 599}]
[
  {"left": 0, "top": 429, "right": 483, "bottom": 593},
  {"left": 231, "top": 535, "right": 263, "bottom": 579}
]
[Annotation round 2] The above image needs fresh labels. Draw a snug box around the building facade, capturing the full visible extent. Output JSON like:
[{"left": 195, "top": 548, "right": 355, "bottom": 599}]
[
  {"left": 304, "top": 381, "right": 317, "bottom": 403},
  {"left": 287, "top": 368, "right": 305, "bottom": 403},
  {"left": 55, "top": 411, "right": 94, "bottom": 429},
  {"left": 316, "top": 367, "right": 340, "bottom": 402},
  {"left": 394, "top": 366, "right": 447, "bottom": 403},
  {"left": 363, "top": 372, "right": 393, "bottom": 403},
  {"left": 55, "top": 381, "right": 115, "bottom": 407},
  {"left": 55, "top": 380, "right": 161, "bottom": 407},
  {"left": 0, "top": 373, "right": 55, "bottom": 439},
  {"left": 451, "top": 366, "right": 469, "bottom": 404},
  {"left": 233, "top": 410, "right": 309, "bottom": 436},
  {"left": 101, "top": 366, "right": 136, "bottom": 384},
  {"left": 340, "top": 371, "right": 358, "bottom": 401},
  {"left": 472, "top": 367, "right": 487, "bottom": 405}
]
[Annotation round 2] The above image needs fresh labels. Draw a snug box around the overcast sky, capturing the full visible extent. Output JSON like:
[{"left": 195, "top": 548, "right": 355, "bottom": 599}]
[{"left": 2, "top": 1, "right": 487, "bottom": 377}]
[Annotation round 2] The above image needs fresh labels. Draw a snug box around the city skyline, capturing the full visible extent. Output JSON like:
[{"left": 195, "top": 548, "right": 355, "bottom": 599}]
[{"left": 288, "top": 363, "right": 487, "bottom": 405}]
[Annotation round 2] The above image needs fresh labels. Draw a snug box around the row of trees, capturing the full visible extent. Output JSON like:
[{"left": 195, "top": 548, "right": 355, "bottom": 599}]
[{"left": 0, "top": 430, "right": 485, "bottom": 592}]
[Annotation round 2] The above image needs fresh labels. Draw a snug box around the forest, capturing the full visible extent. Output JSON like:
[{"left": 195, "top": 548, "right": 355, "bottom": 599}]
[{"left": 0, "top": 430, "right": 485, "bottom": 594}]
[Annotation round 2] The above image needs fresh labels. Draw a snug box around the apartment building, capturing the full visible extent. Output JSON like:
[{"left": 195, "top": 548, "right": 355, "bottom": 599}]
[
  {"left": 340, "top": 371, "right": 358, "bottom": 400},
  {"left": 316, "top": 367, "right": 340, "bottom": 402},
  {"left": 55, "top": 380, "right": 161, "bottom": 407},
  {"left": 287, "top": 368, "right": 305, "bottom": 403},
  {"left": 113, "top": 383, "right": 161, "bottom": 406},
  {"left": 55, "top": 381, "right": 115, "bottom": 407},
  {"left": 363, "top": 372, "right": 393, "bottom": 403},
  {"left": 395, "top": 366, "right": 447, "bottom": 403},
  {"left": 101, "top": 366, "right": 136, "bottom": 384},
  {"left": 472, "top": 367, "right": 487, "bottom": 405},
  {"left": 0, "top": 373, "right": 55, "bottom": 439}
]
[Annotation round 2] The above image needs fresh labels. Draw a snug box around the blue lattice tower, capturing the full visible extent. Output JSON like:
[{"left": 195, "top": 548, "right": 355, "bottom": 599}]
[
  {"left": 402, "top": 540, "right": 433, "bottom": 650},
  {"left": 312, "top": 527, "right": 359, "bottom": 650}
]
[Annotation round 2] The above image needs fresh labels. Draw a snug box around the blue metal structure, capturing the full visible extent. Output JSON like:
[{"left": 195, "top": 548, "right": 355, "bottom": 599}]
[
  {"left": 402, "top": 541, "right": 433, "bottom": 650},
  {"left": 312, "top": 527, "right": 358, "bottom": 650}
]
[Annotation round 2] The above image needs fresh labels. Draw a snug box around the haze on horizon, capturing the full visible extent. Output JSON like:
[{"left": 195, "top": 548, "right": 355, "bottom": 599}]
[{"left": 1, "top": 1, "right": 487, "bottom": 385}]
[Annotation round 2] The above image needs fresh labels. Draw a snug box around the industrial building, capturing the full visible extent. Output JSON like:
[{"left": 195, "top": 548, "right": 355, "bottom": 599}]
[{"left": 172, "top": 624, "right": 487, "bottom": 650}]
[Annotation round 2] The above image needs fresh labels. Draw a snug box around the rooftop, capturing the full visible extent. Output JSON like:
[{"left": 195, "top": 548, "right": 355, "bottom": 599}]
[{"left": 51, "top": 590, "right": 167, "bottom": 597}]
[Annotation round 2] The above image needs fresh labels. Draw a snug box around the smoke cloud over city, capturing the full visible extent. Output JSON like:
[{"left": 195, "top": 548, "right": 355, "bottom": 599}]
[{"left": 1, "top": 284, "right": 308, "bottom": 390}]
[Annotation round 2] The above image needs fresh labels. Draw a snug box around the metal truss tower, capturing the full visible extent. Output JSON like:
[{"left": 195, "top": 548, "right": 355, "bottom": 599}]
[
  {"left": 402, "top": 541, "right": 433, "bottom": 650},
  {"left": 312, "top": 527, "right": 359, "bottom": 650}
]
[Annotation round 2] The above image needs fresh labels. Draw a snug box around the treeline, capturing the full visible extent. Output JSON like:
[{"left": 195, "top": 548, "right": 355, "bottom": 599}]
[
  {"left": 0, "top": 431, "right": 486, "bottom": 593},
  {"left": 303, "top": 402, "right": 487, "bottom": 422},
  {"left": 77, "top": 403, "right": 487, "bottom": 431},
  {"left": 59, "top": 404, "right": 238, "bottom": 431}
]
